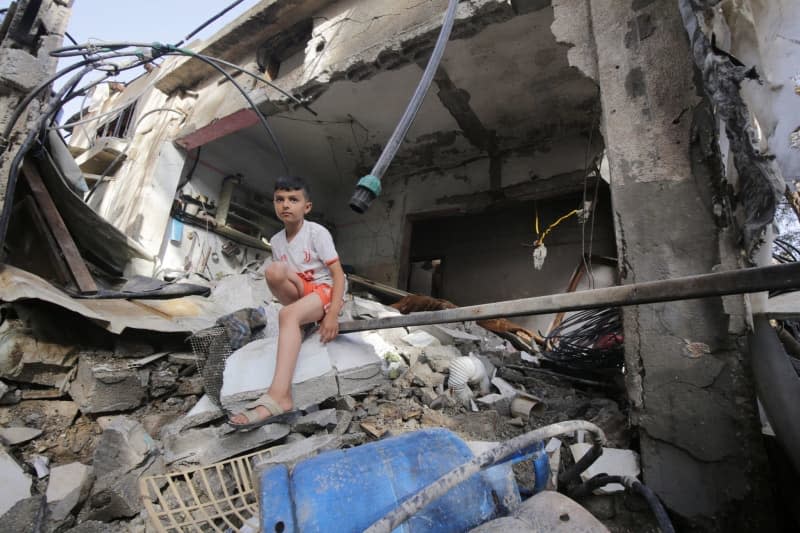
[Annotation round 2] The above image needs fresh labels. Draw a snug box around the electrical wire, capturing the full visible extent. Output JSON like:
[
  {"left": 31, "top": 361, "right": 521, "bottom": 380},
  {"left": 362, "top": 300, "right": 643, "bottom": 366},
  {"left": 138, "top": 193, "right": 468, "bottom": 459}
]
[
  {"left": 174, "top": 0, "right": 247, "bottom": 47},
  {"left": 543, "top": 307, "right": 623, "bottom": 371},
  {"left": 535, "top": 209, "right": 580, "bottom": 246}
]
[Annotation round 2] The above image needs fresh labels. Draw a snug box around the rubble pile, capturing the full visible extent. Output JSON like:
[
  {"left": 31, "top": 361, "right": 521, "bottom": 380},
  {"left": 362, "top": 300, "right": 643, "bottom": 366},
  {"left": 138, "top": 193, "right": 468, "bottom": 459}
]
[{"left": 0, "top": 282, "right": 652, "bottom": 532}]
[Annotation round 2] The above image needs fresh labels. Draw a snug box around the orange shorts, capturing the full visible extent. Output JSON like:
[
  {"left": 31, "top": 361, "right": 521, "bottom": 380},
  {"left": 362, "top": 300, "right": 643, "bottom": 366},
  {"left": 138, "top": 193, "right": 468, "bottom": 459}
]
[{"left": 297, "top": 275, "right": 333, "bottom": 310}]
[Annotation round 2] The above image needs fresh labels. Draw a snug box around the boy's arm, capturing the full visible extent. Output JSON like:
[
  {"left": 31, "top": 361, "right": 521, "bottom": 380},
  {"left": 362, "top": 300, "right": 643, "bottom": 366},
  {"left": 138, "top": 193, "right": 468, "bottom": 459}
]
[{"left": 319, "top": 259, "right": 346, "bottom": 343}]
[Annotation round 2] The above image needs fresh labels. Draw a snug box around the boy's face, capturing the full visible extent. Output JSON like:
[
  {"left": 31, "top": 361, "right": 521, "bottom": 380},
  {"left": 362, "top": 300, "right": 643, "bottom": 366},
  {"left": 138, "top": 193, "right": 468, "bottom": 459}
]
[{"left": 273, "top": 188, "right": 311, "bottom": 224}]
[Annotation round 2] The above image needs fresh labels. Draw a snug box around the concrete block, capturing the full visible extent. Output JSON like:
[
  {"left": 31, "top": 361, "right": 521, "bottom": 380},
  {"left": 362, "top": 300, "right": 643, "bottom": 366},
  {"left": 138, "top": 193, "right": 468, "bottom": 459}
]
[
  {"left": 162, "top": 423, "right": 289, "bottom": 465},
  {"left": 46, "top": 462, "right": 93, "bottom": 522},
  {"left": 69, "top": 355, "right": 149, "bottom": 414},
  {"left": 0, "top": 427, "right": 42, "bottom": 445},
  {"left": 0, "top": 447, "right": 32, "bottom": 517},
  {"left": 292, "top": 409, "right": 337, "bottom": 435},
  {"left": 0, "top": 497, "right": 45, "bottom": 532},
  {"left": 220, "top": 337, "right": 332, "bottom": 399},
  {"left": 162, "top": 395, "right": 225, "bottom": 438},
  {"left": 402, "top": 330, "right": 441, "bottom": 347},
  {"left": 336, "top": 365, "right": 387, "bottom": 396},
  {"left": 421, "top": 345, "right": 462, "bottom": 372},
  {"left": 93, "top": 417, "right": 156, "bottom": 478},
  {"left": 327, "top": 333, "right": 388, "bottom": 395}
]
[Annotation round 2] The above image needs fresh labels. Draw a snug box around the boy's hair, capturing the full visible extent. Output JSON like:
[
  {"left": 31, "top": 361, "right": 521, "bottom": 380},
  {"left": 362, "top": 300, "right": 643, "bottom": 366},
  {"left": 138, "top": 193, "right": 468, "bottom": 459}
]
[{"left": 274, "top": 175, "right": 311, "bottom": 201}]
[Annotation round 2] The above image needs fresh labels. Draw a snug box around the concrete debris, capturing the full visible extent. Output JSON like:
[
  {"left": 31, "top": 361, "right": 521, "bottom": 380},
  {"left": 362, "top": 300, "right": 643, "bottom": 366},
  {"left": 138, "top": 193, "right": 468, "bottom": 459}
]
[
  {"left": 292, "top": 409, "right": 338, "bottom": 435},
  {"left": 0, "top": 447, "right": 32, "bottom": 517},
  {"left": 0, "top": 426, "right": 43, "bottom": 445},
  {"left": 0, "top": 323, "right": 78, "bottom": 386},
  {"left": 254, "top": 434, "right": 342, "bottom": 469},
  {"left": 162, "top": 423, "right": 289, "bottom": 465},
  {"left": 402, "top": 330, "right": 441, "bottom": 348},
  {"left": 29, "top": 454, "right": 50, "bottom": 478},
  {"left": 0, "top": 496, "right": 46, "bottom": 533},
  {"left": 93, "top": 417, "right": 156, "bottom": 478},
  {"left": 0, "top": 387, "right": 21, "bottom": 405},
  {"left": 420, "top": 345, "right": 462, "bottom": 373},
  {"left": 69, "top": 355, "right": 149, "bottom": 414},
  {"left": 46, "top": 462, "right": 94, "bottom": 522},
  {"left": 84, "top": 454, "right": 165, "bottom": 522}
]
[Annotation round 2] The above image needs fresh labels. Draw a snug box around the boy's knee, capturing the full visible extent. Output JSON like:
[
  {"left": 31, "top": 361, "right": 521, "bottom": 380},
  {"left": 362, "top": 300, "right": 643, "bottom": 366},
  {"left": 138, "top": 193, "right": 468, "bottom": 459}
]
[
  {"left": 278, "top": 305, "right": 300, "bottom": 324},
  {"left": 265, "top": 262, "right": 288, "bottom": 284}
]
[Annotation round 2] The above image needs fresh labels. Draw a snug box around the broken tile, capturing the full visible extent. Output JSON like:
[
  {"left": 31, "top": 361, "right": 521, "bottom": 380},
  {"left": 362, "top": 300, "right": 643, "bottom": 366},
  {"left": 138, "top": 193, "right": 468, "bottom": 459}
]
[
  {"left": 0, "top": 447, "right": 32, "bottom": 517},
  {"left": 292, "top": 409, "right": 337, "bottom": 435},
  {"left": 0, "top": 427, "right": 42, "bottom": 445},
  {"left": 69, "top": 354, "right": 149, "bottom": 414},
  {"left": 46, "top": 462, "right": 93, "bottom": 522},
  {"left": 162, "top": 423, "right": 289, "bottom": 465}
]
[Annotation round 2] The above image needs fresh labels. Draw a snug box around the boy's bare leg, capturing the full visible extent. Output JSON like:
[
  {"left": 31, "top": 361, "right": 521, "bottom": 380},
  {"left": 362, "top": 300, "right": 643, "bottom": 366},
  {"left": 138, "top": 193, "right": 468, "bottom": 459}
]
[
  {"left": 229, "top": 293, "right": 324, "bottom": 424},
  {"left": 265, "top": 261, "right": 304, "bottom": 305}
]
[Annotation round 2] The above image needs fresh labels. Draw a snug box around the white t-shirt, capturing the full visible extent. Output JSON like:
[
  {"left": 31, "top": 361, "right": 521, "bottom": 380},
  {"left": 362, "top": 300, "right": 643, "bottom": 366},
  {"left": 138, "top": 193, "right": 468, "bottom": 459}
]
[{"left": 270, "top": 221, "right": 339, "bottom": 286}]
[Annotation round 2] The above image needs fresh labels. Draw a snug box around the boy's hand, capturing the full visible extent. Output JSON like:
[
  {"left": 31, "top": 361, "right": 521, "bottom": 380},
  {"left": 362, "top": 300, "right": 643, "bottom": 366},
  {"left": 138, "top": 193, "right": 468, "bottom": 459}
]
[{"left": 319, "top": 312, "right": 340, "bottom": 343}]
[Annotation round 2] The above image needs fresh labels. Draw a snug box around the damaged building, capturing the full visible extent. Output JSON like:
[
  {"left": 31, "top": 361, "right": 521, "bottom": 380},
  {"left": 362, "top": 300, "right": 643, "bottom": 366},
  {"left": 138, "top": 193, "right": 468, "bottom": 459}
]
[{"left": 1, "top": 0, "right": 799, "bottom": 531}]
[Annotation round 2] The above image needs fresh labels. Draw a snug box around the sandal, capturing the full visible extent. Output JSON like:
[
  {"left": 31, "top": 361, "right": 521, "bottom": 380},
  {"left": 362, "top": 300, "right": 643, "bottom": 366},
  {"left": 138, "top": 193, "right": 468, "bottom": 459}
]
[{"left": 228, "top": 392, "right": 297, "bottom": 431}]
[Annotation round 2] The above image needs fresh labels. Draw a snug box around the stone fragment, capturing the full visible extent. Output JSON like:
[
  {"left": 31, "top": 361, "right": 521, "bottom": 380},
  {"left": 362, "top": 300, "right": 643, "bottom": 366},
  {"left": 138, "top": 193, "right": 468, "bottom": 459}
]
[
  {"left": 418, "top": 387, "right": 439, "bottom": 407},
  {"left": 93, "top": 417, "right": 156, "bottom": 478},
  {"left": 420, "top": 408, "right": 455, "bottom": 429},
  {"left": 149, "top": 368, "right": 178, "bottom": 397},
  {"left": 141, "top": 414, "right": 180, "bottom": 438},
  {"left": 0, "top": 381, "right": 9, "bottom": 398},
  {"left": 0, "top": 427, "right": 42, "bottom": 445},
  {"left": 421, "top": 345, "right": 462, "bottom": 373},
  {"left": 162, "top": 423, "right": 289, "bottom": 465},
  {"left": 63, "top": 520, "right": 115, "bottom": 532},
  {"left": 0, "top": 389, "right": 21, "bottom": 405},
  {"left": 46, "top": 462, "right": 94, "bottom": 522},
  {"left": 292, "top": 409, "right": 338, "bottom": 435},
  {"left": 334, "top": 411, "right": 354, "bottom": 435},
  {"left": 0, "top": 447, "right": 32, "bottom": 517},
  {"left": 69, "top": 355, "right": 149, "bottom": 414},
  {"left": 0, "top": 496, "right": 45, "bottom": 532},
  {"left": 84, "top": 455, "right": 165, "bottom": 522},
  {"left": 409, "top": 362, "right": 444, "bottom": 389},
  {"left": 336, "top": 395, "right": 357, "bottom": 411}
]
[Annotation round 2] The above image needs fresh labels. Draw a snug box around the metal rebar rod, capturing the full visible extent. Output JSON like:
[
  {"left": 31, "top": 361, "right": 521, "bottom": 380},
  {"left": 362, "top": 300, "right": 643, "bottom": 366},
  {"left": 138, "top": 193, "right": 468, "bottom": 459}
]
[{"left": 339, "top": 262, "right": 800, "bottom": 333}]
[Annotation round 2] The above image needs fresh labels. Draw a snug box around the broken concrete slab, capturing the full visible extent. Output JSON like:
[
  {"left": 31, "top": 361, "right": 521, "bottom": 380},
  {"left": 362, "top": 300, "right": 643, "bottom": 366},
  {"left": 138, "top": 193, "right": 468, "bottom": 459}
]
[
  {"left": 47, "top": 462, "right": 94, "bottom": 522},
  {"left": 292, "top": 409, "right": 338, "bottom": 435},
  {"left": 220, "top": 336, "right": 334, "bottom": 407},
  {"left": 402, "top": 330, "right": 441, "bottom": 348},
  {"left": 161, "top": 395, "right": 225, "bottom": 437},
  {"left": 69, "top": 355, "right": 149, "bottom": 414},
  {"left": 0, "top": 447, "right": 32, "bottom": 517},
  {"left": 84, "top": 454, "right": 165, "bottom": 522},
  {"left": 0, "top": 496, "right": 46, "bottom": 533},
  {"left": 327, "top": 332, "right": 387, "bottom": 395},
  {"left": 162, "top": 423, "right": 289, "bottom": 465},
  {"left": 93, "top": 417, "right": 157, "bottom": 478},
  {"left": 254, "top": 434, "right": 341, "bottom": 469},
  {"left": 420, "top": 345, "right": 462, "bottom": 373},
  {"left": 0, "top": 427, "right": 42, "bottom": 445}
]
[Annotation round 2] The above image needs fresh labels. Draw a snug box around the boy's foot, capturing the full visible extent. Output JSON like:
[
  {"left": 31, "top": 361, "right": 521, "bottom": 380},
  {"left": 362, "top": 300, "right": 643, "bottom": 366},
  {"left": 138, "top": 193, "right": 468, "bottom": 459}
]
[{"left": 228, "top": 392, "right": 296, "bottom": 430}]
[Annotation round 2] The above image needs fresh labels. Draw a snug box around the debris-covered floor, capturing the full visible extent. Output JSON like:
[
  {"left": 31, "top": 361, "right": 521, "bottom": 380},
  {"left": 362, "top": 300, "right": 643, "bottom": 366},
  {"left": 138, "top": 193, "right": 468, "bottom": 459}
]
[{"left": 0, "top": 268, "right": 662, "bottom": 532}]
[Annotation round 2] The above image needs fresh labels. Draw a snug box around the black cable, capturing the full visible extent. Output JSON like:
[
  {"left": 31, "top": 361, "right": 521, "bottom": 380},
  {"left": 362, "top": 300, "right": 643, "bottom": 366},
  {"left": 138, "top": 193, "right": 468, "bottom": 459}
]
[
  {"left": 0, "top": 63, "right": 99, "bottom": 248},
  {"left": 174, "top": 0, "right": 246, "bottom": 47},
  {"left": 544, "top": 307, "right": 623, "bottom": 370},
  {"left": 557, "top": 441, "right": 603, "bottom": 487},
  {"left": 569, "top": 474, "right": 675, "bottom": 533}
]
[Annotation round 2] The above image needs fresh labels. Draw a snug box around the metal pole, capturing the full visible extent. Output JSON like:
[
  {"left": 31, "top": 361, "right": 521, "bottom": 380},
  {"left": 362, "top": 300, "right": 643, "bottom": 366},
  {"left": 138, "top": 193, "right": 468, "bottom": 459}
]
[{"left": 339, "top": 262, "right": 800, "bottom": 333}]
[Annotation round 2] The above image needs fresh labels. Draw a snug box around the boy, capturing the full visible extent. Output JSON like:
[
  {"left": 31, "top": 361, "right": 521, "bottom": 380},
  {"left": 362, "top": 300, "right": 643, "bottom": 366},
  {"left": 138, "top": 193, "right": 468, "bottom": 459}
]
[{"left": 229, "top": 176, "right": 345, "bottom": 429}]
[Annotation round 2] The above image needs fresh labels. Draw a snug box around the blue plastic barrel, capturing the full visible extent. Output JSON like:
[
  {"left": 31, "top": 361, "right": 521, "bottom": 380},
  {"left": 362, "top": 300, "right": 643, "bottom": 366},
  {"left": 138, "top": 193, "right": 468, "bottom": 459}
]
[{"left": 259, "top": 428, "right": 520, "bottom": 533}]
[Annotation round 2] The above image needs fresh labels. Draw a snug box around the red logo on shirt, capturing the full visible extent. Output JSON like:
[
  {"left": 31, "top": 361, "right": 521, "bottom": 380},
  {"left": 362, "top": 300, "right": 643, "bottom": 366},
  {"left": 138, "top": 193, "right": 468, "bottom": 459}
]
[
  {"left": 299, "top": 270, "right": 315, "bottom": 282},
  {"left": 303, "top": 250, "right": 312, "bottom": 263}
]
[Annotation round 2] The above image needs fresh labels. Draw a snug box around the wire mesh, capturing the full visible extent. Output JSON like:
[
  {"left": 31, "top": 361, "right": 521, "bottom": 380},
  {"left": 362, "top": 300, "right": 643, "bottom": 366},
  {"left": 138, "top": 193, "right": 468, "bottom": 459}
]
[
  {"left": 188, "top": 326, "right": 233, "bottom": 408},
  {"left": 140, "top": 447, "right": 273, "bottom": 532}
]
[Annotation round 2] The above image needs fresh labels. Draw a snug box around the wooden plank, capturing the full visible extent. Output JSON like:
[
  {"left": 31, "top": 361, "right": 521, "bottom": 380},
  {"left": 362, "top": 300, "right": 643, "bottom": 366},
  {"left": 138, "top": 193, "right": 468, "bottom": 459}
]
[{"left": 22, "top": 161, "right": 98, "bottom": 294}]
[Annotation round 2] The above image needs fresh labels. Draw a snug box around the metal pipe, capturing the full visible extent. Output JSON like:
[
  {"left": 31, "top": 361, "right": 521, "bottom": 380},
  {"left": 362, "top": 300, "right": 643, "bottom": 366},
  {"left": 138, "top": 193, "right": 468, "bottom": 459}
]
[
  {"left": 748, "top": 316, "right": 800, "bottom": 473},
  {"left": 339, "top": 262, "right": 800, "bottom": 333}
]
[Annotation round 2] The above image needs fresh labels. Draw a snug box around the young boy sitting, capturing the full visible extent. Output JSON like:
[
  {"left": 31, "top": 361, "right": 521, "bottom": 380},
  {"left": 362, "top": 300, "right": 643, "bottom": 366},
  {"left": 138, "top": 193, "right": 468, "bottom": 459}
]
[{"left": 229, "top": 176, "right": 345, "bottom": 429}]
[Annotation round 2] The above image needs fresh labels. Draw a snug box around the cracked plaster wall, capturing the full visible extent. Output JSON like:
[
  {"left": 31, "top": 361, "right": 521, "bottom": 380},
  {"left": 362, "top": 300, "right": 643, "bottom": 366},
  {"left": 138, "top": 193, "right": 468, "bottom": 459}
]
[{"left": 550, "top": 0, "right": 773, "bottom": 528}]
